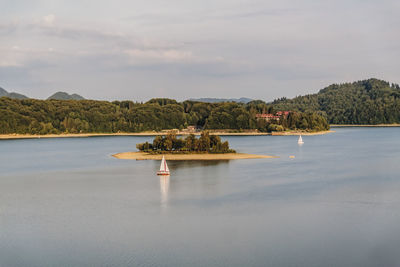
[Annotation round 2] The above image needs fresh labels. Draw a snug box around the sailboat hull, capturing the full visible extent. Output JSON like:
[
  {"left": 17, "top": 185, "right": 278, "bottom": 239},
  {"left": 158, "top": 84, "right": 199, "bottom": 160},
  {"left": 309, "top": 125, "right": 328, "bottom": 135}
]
[{"left": 157, "top": 171, "right": 170, "bottom": 176}]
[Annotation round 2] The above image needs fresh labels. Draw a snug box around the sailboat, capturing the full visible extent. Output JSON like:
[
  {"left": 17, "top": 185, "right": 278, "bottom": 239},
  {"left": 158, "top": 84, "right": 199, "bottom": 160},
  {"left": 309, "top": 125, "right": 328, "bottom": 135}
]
[
  {"left": 157, "top": 155, "right": 170, "bottom": 175},
  {"left": 298, "top": 135, "right": 304, "bottom": 145}
]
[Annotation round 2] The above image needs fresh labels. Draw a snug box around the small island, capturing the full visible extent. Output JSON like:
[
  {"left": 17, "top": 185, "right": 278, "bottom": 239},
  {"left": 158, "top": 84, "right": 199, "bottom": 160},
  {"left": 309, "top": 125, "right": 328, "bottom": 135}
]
[{"left": 112, "top": 131, "right": 276, "bottom": 160}]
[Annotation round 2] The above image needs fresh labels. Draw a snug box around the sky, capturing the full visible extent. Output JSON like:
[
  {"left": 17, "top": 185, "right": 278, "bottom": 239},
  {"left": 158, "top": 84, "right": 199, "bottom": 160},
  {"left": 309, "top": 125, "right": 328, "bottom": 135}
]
[{"left": 1, "top": 0, "right": 399, "bottom": 101}]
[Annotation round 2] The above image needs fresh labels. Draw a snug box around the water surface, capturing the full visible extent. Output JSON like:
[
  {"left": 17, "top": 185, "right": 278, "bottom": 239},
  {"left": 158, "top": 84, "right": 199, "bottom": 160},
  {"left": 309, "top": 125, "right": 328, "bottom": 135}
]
[{"left": 1, "top": 128, "right": 400, "bottom": 266}]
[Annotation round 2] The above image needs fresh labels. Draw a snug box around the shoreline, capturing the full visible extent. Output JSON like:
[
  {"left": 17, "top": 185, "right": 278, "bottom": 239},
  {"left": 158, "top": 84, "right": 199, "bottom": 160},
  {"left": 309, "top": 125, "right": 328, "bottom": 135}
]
[
  {"left": 112, "top": 152, "right": 277, "bottom": 160},
  {"left": 330, "top": 124, "right": 400, "bottom": 127},
  {"left": 270, "top": 130, "right": 334, "bottom": 136},
  {"left": 0, "top": 130, "right": 333, "bottom": 140}
]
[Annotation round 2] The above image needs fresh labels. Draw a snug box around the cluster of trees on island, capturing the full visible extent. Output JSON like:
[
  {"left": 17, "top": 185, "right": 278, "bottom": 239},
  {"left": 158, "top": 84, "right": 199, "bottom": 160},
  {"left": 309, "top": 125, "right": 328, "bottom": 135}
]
[
  {"left": 136, "top": 131, "right": 235, "bottom": 153},
  {"left": 0, "top": 96, "right": 329, "bottom": 135}
]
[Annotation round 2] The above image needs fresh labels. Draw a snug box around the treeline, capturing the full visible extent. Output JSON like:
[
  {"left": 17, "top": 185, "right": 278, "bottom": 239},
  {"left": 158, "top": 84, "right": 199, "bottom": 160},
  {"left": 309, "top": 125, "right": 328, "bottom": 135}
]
[
  {"left": 0, "top": 96, "right": 329, "bottom": 135},
  {"left": 270, "top": 78, "right": 400, "bottom": 124},
  {"left": 136, "top": 131, "right": 235, "bottom": 153}
]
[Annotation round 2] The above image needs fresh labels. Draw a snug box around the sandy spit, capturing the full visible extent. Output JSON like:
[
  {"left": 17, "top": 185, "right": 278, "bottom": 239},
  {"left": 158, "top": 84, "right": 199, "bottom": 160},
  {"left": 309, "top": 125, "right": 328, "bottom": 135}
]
[
  {"left": 112, "top": 152, "right": 277, "bottom": 160},
  {"left": 270, "top": 130, "right": 334, "bottom": 136},
  {"left": 0, "top": 133, "right": 157, "bottom": 139}
]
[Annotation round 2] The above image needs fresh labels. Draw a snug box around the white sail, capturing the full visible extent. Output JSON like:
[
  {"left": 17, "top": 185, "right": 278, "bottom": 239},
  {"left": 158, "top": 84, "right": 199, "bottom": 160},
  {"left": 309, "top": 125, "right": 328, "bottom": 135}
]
[
  {"left": 298, "top": 135, "right": 304, "bottom": 144},
  {"left": 159, "top": 156, "right": 170, "bottom": 173},
  {"left": 159, "top": 156, "right": 165, "bottom": 172},
  {"left": 164, "top": 159, "right": 169, "bottom": 172}
]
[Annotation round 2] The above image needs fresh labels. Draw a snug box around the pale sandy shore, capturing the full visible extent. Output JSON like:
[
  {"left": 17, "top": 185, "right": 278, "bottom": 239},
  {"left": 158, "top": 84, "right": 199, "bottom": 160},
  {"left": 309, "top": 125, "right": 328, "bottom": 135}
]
[
  {"left": 112, "top": 152, "right": 277, "bottom": 160},
  {"left": 331, "top": 124, "right": 400, "bottom": 127},
  {"left": 0, "top": 130, "right": 332, "bottom": 140},
  {"left": 0, "top": 133, "right": 153, "bottom": 140},
  {"left": 271, "top": 130, "right": 334, "bottom": 136}
]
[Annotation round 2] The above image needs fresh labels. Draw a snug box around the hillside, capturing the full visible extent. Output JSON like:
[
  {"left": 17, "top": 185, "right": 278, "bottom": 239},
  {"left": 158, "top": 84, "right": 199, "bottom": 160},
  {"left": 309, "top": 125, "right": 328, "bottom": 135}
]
[
  {"left": 0, "top": 87, "right": 28, "bottom": 99},
  {"left": 270, "top": 78, "right": 400, "bottom": 124},
  {"left": 47, "top": 92, "right": 85, "bottom": 100}
]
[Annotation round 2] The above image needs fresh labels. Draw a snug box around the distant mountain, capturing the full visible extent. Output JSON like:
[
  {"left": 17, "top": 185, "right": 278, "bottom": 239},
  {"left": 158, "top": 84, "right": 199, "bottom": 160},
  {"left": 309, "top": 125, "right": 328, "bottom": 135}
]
[
  {"left": 189, "top": 97, "right": 253, "bottom": 103},
  {"left": 0, "top": 87, "right": 7, "bottom": 97},
  {"left": 0, "top": 87, "right": 28, "bottom": 99},
  {"left": 47, "top": 91, "right": 85, "bottom": 100}
]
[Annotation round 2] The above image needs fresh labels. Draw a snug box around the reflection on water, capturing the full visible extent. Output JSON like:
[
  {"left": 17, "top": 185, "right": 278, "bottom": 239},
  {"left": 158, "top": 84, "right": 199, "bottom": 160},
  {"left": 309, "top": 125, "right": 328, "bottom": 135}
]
[
  {"left": 160, "top": 175, "right": 170, "bottom": 208},
  {"left": 167, "top": 160, "right": 230, "bottom": 169}
]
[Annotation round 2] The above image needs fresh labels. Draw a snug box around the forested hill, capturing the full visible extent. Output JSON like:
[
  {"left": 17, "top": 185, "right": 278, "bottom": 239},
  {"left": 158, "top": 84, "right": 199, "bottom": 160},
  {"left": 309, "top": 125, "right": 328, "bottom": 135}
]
[{"left": 271, "top": 78, "right": 400, "bottom": 124}]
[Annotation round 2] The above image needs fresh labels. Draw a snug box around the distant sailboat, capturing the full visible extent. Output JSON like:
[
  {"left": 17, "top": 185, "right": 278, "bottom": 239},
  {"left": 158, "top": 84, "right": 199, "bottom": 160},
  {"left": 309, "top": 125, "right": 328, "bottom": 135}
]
[
  {"left": 157, "top": 155, "right": 170, "bottom": 175},
  {"left": 298, "top": 135, "right": 304, "bottom": 145}
]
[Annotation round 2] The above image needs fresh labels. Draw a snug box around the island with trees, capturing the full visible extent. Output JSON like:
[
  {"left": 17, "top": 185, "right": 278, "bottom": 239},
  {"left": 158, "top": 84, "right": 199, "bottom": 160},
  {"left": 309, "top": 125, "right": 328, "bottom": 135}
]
[
  {"left": 113, "top": 131, "right": 276, "bottom": 160},
  {"left": 136, "top": 131, "right": 235, "bottom": 154}
]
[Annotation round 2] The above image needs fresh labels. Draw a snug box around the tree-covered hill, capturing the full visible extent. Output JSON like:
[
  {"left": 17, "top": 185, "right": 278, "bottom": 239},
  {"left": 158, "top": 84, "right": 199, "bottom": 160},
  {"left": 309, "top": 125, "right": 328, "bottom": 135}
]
[{"left": 270, "top": 78, "right": 400, "bottom": 124}]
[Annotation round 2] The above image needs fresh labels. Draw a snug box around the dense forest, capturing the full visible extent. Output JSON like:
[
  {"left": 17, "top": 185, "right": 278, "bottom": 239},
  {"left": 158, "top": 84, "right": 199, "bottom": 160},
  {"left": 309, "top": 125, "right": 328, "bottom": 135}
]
[
  {"left": 270, "top": 78, "right": 400, "bottom": 124},
  {"left": 0, "top": 96, "right": 328, "bottom": 134},
  {"left": 0, "top": 78, "right": 398, "bottom": 134},
  {"left": 136, "top": 131, "right": 235, "bottom": 153}
]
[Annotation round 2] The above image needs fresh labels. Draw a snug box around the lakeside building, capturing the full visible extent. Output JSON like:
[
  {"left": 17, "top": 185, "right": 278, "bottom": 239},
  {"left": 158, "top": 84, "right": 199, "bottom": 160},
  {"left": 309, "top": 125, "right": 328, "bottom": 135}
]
[
  {"left": 183, "top": 125, "right": 202, "bottom": 133},
  {"left": 255, "top": 111, "right": 291, "bottom": 122}
]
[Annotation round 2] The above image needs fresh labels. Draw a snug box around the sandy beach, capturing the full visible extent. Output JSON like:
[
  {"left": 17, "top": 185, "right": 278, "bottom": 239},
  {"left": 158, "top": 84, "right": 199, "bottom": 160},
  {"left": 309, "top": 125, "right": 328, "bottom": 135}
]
[
  {"left": 270, "top": 130, "right": 334, "bottom": 136},
  {"left": 0, "top": 132, "right": 162, "bottom": 140},
  {"left": 112, "top": 152, "right": 277, "bottom": 160},
  {"left": 0, "top": 130, "right": 333, "bottom": 140}
]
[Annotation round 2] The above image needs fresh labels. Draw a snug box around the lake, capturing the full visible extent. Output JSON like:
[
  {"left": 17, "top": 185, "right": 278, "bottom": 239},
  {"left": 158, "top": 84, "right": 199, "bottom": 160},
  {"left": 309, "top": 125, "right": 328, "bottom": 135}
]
[{"left": 1, "top": 127, "right": 400, "bottom": 267}]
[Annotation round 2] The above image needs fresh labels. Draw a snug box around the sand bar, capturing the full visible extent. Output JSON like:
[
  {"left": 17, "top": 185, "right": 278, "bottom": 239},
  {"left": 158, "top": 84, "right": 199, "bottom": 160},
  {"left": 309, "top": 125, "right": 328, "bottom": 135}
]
[
  {"left": 0, "top": 133, "right": 158, "bottom": 140},
  {"left": 112, "top": 152, "right": 277, "bottom": 160},
  {"left": 271, "top": 130, "right": 334, "bottom": 136}
]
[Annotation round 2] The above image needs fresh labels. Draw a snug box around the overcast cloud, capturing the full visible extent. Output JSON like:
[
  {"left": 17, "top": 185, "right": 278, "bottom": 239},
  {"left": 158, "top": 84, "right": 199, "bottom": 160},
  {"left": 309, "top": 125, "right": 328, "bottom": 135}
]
[{"left": 1, "top": 0, "right": 399, "bottom": 101}]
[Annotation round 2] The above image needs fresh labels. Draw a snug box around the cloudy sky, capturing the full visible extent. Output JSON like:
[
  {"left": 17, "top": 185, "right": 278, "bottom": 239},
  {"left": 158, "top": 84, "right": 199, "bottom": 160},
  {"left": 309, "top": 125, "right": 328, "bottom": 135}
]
[{"left": 1, "top": 0, "right": 399, "bottom": 101}]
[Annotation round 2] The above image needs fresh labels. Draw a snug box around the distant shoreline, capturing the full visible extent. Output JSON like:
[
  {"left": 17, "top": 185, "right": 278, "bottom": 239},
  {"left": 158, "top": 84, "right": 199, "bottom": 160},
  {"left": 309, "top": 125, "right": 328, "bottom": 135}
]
[
  {"left": 112, "top": 152, "right": 277, "bottom": 160},
  {"left": 0, "top": 130, "right": 333, "bottom": 140},
  {"left": 331, "top": 124, "right": 400, "bottom": 127},
  {"left": 270, "top": 130, "right": 334, "bottom": 136}
]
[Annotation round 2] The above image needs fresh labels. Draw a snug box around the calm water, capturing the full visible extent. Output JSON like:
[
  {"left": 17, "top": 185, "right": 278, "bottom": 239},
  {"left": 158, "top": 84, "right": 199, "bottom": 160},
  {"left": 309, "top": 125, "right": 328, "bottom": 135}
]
[{"left": 1, "top": 128, "right": 400, "bottom": 267}]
